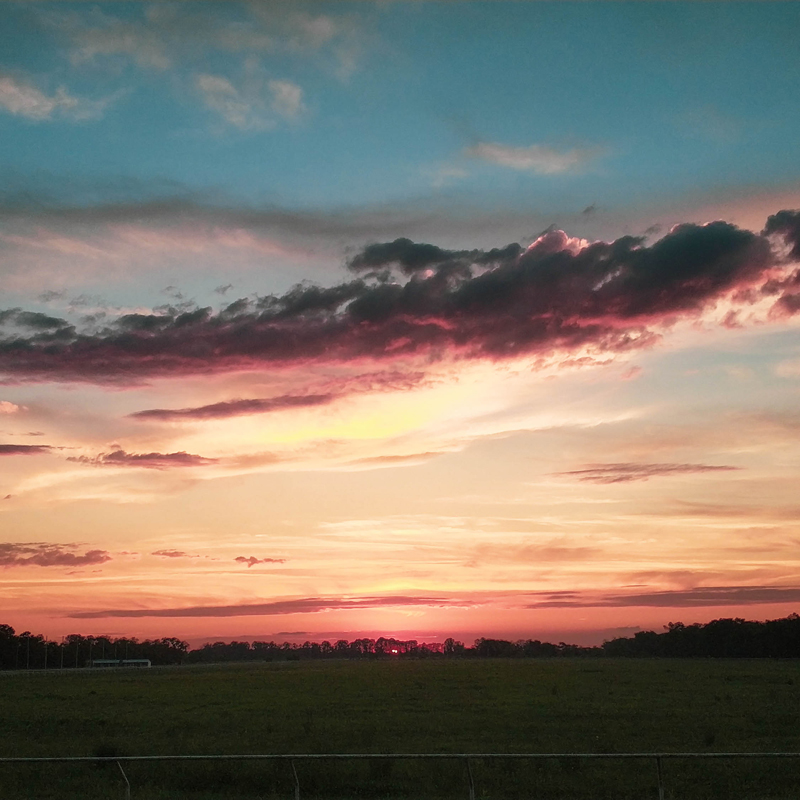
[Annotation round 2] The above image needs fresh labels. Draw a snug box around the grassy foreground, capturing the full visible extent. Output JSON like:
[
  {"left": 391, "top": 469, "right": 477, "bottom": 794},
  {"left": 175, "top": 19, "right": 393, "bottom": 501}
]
[{"left": 1, "top": 658, "right": 799, "bottom": 799}]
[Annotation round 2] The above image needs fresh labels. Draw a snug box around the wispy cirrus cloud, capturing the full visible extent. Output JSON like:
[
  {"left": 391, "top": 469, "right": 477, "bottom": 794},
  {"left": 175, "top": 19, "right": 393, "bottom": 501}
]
[
  {"left": 195, "top": 73, "right": 305, "bottom": 130},
  {"left": 0, "top": 542, "right": 111, "bottom": 568},
  {"left": 559, "top": 462, "right": 741, "bottom": 484},
  {"left": 0, "top": 73, "right": 109, "bottom": 122},
  {"left": 267, "top": 79, "right": 305, "bottom": 120},
  {"left": 465, "top": 141, "right": 601, "bottom": 174},
  {"left": 347, "top": 452, "right": 446, "bottom": 468},
  {"left": 2, "top": 214, "right": 795, "bottom": 387},
  {"left": 55, "top": 3, "right": 365, "bottom": 78},
  {"left": 68, "top": 449, "right": 218, "bottom": 469}
]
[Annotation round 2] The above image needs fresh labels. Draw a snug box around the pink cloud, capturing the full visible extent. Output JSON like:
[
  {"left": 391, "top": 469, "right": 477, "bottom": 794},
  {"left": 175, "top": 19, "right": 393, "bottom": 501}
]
[
  {"left": 234, "top": 556, "right": 286, "bottom": 568},
  {"left": 152, "top": 549, "right": 200, "bottom": 559}
]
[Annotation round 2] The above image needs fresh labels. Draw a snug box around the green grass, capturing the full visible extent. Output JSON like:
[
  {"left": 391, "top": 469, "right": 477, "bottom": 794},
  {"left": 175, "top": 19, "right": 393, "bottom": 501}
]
[{"left": 1, "top": 659, "right": 799, "bottom": 799}]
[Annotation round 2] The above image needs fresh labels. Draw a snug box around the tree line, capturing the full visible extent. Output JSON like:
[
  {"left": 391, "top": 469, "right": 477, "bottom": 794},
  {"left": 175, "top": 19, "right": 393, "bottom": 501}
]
[
  {"left": 602, "top": 614, "right": 800, "bottom": 658},
  {"left": 0, "top": 625, "right": 188, "bottom": 669},
  {"left": 2, "top": 614, "right": 799, "bottom": 669}
]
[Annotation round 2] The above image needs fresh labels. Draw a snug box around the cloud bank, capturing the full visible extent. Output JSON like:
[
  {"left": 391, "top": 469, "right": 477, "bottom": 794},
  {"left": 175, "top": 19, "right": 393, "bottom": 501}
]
[
  {"left": 0, "top": 214, "right": 797, "bottom": 386},
  {"left": 66, "top": 584, "right": 800, "bottom": 618}
]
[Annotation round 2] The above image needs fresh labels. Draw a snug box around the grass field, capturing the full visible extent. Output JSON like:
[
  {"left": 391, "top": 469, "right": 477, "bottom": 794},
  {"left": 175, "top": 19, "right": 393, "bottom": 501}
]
[{"left": 1, "top": 658, "right": 799, "bottom": 799}]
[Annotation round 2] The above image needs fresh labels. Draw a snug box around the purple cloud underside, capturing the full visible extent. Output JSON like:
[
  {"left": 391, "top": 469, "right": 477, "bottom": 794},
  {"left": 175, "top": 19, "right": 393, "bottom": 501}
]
[
  {"left": 0, "top": 444, "right": 52, "bottom": 455},
  {"left": 131, "top": 393, "right": 334, "bottom": 422},
  {"left": 130, "top": 371, "right": 428, "bottom": 423},
  {"left": 69, "top": 449, "right": 218, "bottom": 469},
  {"left": 235, "top": 556, "right": 286, "bottom": 567},
  {"left": 0, "top": 542, "right": 111, "bottom": 568}
]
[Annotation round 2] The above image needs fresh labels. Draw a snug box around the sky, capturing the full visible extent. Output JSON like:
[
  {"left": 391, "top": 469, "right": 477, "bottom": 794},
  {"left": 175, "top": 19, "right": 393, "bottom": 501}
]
[{"left": 1, "top": 1, "right": 800, "bottom": 648}]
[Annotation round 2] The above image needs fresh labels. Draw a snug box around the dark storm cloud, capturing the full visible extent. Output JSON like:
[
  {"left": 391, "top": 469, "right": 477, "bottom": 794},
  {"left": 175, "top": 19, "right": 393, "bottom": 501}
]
[
  {"left": 763, "top": 209, "right": 800, "bottom": 261},
  {"left": 234, "top": 556, "right": 286, "bottom": 567},
  {"left": 68, "top": 595, "right": 476, "bottom": 618},
  {"left": 0, "top": 542, "right": 111, "bottom": 568},
  {"left": 762, "top": 209, "right": 800, "bottom": 315},
  {"left": 559, "top": 462, "right": 740, "bottom": 484},
  {"left": 347, "top": 237, "right": 477, "bottom": 274},
  {"left": 0, "top": 214, "right": 794, "bottom": 384},
  {"left": 775, "top": 292, "right": 800, "bottom": 315},
  {"left": 0, "top": 309, "right": 70, "bottom": 330},
  {"left": 69, "top": 449, "right": 218, "bottom": 469},
  {"left": 0, "top": 444, "right": 52, "bottom": 455},
  {"left": 131, "top": 393, "right": 335, "bottom": 422}
]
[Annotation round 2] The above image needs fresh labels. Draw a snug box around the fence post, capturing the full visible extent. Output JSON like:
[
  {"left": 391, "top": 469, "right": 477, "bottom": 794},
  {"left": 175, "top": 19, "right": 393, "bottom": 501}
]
[
  {"left": 465, "top": 757, "right": 476, "bottom": 800},
  {"left": 117, "top": 760, "right": 131, "bottom": 800},
  {"left": 655, "top": 756, "right": 664, "bottom": 800},
  {"left": 291, "top": 758, "right": 300, "bottom": 800}
]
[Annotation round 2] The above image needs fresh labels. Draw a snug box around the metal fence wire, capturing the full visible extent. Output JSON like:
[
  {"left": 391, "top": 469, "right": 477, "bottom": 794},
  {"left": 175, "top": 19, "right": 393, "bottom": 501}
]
[{"left": 2, "top": 751, "right": 800, "bottom": 800}]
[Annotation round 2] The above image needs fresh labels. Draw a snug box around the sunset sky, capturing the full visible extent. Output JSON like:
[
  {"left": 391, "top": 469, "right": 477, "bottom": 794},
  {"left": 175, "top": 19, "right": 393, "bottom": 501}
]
[{"left": 2, "top": 1, "right": 800, "bottom": 647}]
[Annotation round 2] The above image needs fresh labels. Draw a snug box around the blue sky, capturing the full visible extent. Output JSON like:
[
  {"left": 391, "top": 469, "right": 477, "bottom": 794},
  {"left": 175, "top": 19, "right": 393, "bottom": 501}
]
[{"left": 3, "top": 2, "right": 800, "bottom": 215}]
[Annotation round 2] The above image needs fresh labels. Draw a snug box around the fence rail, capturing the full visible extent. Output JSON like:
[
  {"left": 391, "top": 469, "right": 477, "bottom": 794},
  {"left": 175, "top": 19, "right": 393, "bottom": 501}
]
[{"left": 2, "top": 752, "right": 799, "bottom": 800}]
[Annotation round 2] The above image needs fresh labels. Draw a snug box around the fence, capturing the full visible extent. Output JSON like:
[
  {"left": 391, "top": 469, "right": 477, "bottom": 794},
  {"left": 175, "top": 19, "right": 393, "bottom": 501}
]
[{"left": 2, "top": 752, "right": 799, "bottom": 800}]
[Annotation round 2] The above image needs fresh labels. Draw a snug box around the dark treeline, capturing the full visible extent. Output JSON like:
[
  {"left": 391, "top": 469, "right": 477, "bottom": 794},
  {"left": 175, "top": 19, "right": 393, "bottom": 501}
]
[
  {"left": 603, "top": 614, "right": 800, "bottom": 658},
  {"left": 2, "top": 614, "right": 799, "bottom": 669},
  {"left": 0, "top": 624, "right": 188, "bottom": 669},
  {"left": 186, "top": 636, "right": 595, "bottom": 663}
]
